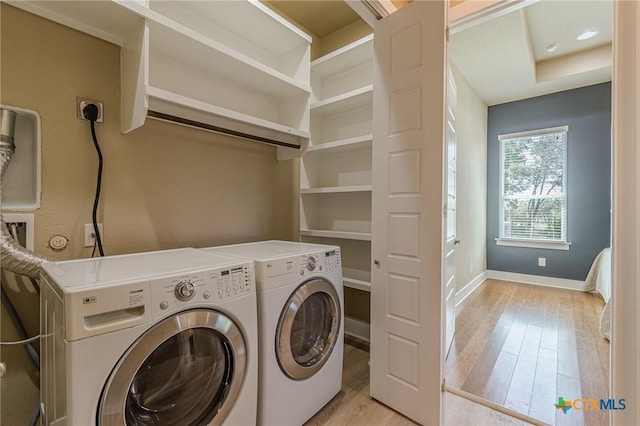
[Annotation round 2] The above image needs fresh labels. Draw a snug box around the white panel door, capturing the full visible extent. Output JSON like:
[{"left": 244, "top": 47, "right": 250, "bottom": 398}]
[
  {"left": 445, "top": 70, "right": 457, "bottom": 358},
  {"left": 370, "top": 2, "right": 447, "bottom": 425}
]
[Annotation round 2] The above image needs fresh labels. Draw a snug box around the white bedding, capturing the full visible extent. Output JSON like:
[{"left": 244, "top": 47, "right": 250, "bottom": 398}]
[{"left": 583, "top": 247, "right": 611, "bottom": 340}]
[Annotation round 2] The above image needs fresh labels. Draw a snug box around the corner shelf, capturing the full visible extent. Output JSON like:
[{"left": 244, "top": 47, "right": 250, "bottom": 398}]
[
  {"left": 307, "top": 135, "right": 373, "bottom": 154},
  {"left": 301, "top": 34, "right": 374, "bottom": 299},
  {"left": 344, "top": 277, "right": 371, "bottom": 292},
  {"left": 310, "top": 85, "right": 373, "bottom": 117},
  {"left": 311, "top": 34, "right": 373, "bottom": 79}
]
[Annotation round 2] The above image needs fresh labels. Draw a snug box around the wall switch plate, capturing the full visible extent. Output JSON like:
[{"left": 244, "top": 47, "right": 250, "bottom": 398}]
[
  {"left": 85, "top": 223, "right": 104, "bottom": 247},
  {"left": 538, "top": 257, "right": 546, "bottom": 267},
  {"left": 76, "top": 97, "right": 104, "bottom": 123}
]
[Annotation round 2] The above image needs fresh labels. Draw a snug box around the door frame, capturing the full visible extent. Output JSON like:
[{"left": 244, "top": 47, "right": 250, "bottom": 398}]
[
  {"left": 447, "top": 1, "right": 640, "bottom": 424},
  {"left": 610, "top": 1, "right": 639, "bottom": 425}
]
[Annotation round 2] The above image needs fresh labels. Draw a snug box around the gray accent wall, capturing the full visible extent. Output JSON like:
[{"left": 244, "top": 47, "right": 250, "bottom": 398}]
[{"left": 487, "top": 82, "right": 611, "bottom": 281}]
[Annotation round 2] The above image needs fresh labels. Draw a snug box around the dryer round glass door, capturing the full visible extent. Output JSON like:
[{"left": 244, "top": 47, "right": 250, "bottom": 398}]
[
  {"left": 276, "top": 278, "right": 341, "bottom": 380},
  {"left": 98, "top": 309, "right": 246, "bottom": 426}
]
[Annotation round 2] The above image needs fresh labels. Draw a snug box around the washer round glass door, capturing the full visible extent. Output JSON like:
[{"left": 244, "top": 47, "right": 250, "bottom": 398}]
[
  {"left": 98, "top": 309, "right": 246, "bottom": 426},
  {"left": 276, "top": 278, "right": 341, "bottom": 380}
]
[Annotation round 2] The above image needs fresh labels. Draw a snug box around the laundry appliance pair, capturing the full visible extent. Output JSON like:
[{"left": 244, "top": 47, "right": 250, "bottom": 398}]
[{"left": 40, "top": 241, "right": 344, "bottom": 426}]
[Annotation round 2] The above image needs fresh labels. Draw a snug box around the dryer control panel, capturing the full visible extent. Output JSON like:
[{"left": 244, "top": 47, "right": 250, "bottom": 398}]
[
  {"left": 149, "top": 262, "right": 255, "bottom": 319},
  {"left": 261, "top": 248, "right": 341, "bottom": 279},
  {"left": 298, "top": 249, "right": 341, "bottom": 277}
]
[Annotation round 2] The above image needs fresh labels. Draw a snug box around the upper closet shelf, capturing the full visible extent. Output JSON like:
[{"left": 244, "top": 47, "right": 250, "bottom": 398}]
[
  {"left": 311, "top": 34, "right": 374, "bottom": 79},
  {"left": 147, "top": 19, "right": 310, "bottom": 99},
  {"left": 5, "top": 0, "right": 142, "bottom": 46},
  {"left": 8, "top": 0, "right": 312, "bottom": 157}
]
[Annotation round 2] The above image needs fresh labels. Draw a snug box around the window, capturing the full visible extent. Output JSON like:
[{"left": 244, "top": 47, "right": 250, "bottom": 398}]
[{"left": 498, "top": 126, "right": 568, "bottom": 247}]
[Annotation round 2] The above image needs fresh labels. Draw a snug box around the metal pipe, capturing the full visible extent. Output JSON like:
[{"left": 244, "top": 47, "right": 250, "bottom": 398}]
[
  {"left": 1, "top": 108, "right": 48, "bottom": 279},
  {"left": 0, "top": 286, "right": 40, "bottom": 370}
]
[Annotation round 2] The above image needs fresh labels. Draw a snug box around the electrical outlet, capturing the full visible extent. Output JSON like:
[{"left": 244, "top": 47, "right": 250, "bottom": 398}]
[
  {"left": 538, "top": 257, "right": 546, "bottom": 267},
  {"left": 76, "top": 97, "right": 104, "bottom": 123},
  {"left": 85, "top": 223, "right": 104, "bottom": 247}
]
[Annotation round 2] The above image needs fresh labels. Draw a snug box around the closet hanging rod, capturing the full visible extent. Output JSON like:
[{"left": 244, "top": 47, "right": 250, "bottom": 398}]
[{"left": 147, "top": 111, "right": 301, "bottom": 150}]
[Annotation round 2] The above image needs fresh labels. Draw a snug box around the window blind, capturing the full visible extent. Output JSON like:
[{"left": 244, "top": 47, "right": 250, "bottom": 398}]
[{"left": 498, "top": 126, "right": 568, "bottom": 242}]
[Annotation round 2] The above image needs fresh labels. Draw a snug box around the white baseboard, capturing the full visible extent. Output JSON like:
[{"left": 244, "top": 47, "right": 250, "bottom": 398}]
[
  {"left": 486, "top": 270, "right": 585, "bottom": 291},
  {"left": 455, "top": 271, "right": 487, "bottom": 307},
  {"left": 344, "top": 316, "right": 370, "bottom": 343}
]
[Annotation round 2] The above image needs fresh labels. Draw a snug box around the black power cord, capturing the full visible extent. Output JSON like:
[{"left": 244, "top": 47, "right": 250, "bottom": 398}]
[{"left": 83, "top": 103, "right": 105, "bottom": 257}]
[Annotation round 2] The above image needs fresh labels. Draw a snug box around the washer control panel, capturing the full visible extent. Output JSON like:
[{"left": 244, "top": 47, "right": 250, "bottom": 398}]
[{"left": 149, "top": 261, "right": 254, "bottom": 318}]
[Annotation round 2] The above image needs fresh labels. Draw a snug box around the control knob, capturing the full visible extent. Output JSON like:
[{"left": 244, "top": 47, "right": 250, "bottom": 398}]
[
  {"left": 175, "top": 280, "right": 196, "bottom": 301},
  {"left": 306, "top": 256, "right": 316, "bottom": 272}
]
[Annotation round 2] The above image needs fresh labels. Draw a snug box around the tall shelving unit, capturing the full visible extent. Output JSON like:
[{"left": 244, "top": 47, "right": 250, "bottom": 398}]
[{"left": 301, "top": 35, "right": 374, "bottom": 321}]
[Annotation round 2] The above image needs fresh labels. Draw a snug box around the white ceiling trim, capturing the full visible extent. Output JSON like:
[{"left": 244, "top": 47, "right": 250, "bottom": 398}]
[
  {"left": 536, "top": 44, "right": 612, "bottom": 83},
  {"left": 344, "top": 0, "right": 398, "bottom": 28},
  {"left": 449, "top": 0, "right": 539, "bottom": 35}
]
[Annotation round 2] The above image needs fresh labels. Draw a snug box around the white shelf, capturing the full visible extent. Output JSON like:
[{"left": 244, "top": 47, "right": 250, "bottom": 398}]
[
  {"left": 311, "top": 34, "right": 374, "bottom": 79},
  {"left": 343, "top": 277, "right": 371, "bottom": 292},
  {"left": 311, "top": 86, "right": 373, "bottom": 117},
  {"left": 6, "top": 0, "right": 144, "bottom": 46},
  {"left": 301, "top": 185, "right": 371, "bottom": 194},
  {"left": 146, "top": 15, "right": 310, "bottom": 99},
  {"left": 307, "top": 135, "right": 373, "bottom": 154},
  {"left": 300, "top": 229, "right": 372, "bottom": 241},
  {"left": 302, "top": 33, "right": 374, "bottom": 295},
  {"left": 124, "top": 0, "right": 311, "bottom": 82},
  {"left": 146, "top": 86, "right": 310, "bottom": 147}
]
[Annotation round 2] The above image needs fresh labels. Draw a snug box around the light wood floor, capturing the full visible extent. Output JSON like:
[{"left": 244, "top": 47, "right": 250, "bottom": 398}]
[
  {"left": 306, "top": 343, "right": 532, "bottom": 426},
  {"left": 446, "top": 279, "right": 610, "bottom": 426}
]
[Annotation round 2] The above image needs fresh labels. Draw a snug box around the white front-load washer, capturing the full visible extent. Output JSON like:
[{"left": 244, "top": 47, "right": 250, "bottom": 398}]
[
  {"left": 39, "top": 248, "right": 258, "bottom": 426},
  {"left": 203, "top": 241, "right": 344, "bottom": 426}
]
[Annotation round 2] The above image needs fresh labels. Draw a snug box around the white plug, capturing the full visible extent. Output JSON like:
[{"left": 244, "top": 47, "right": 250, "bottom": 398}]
[{"left": 85, "top": 223, "right": 104, "bottom": 247}]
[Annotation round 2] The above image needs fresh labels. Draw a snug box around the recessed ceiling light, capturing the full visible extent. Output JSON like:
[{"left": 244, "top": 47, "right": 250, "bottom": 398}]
[
  {"left": 545, "top": 42, "right": 560, "bottom": 53},
  {"left": 577, "top": 29, "right": 599, "bottom": 41}
]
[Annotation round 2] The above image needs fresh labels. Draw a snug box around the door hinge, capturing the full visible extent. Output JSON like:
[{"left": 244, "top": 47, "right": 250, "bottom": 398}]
[
  {"left": 441, "top": 378, "right": 446, "bottom": 392},
  {"left": 442, "top": 203, "right": 448, "bottom": 217}
]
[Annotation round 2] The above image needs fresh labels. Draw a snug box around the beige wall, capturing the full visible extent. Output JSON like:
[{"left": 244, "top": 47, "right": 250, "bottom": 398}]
[
  {"left": 0, "top": 5, "right": 298, "bottom": 424},
  {"left": 451, "top": 63, "right": 488, "bottom": 293},
  {"left": 318, "top": 19, "right": 372, "bottom": 58},
  {"left": 263, "top": 1, "right": 372, "bottom": 60},
  {"left": 1, "top": 4, "right": 298, "bottom": 260}
]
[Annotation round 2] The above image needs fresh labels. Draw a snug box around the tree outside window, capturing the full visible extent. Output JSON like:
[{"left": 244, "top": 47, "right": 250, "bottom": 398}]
[{"left": 499, "top": 126, "right": 568, "bottom": 242}]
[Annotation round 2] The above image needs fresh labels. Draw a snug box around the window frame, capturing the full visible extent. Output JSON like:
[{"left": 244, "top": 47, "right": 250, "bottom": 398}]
[{"left": 496, "top": 125, "right": 570, "bottom": 250}]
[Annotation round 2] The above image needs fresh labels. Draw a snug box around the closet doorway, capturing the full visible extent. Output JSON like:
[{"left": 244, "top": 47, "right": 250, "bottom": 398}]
[{"left": 447, "top": 1, "right": 613, "bottom": 425}]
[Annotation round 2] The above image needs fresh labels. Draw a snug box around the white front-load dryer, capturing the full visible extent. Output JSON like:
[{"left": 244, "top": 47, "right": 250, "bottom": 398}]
[
  {"left": 203, "top": 241, "right": 344, "bottom": 426},
  {"left": 39, "top": 248, "right": 258, "bottom": 426}
]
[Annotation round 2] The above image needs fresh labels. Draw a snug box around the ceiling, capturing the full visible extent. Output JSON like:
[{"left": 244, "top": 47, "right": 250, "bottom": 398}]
[
  {"left": 265, "top": 1, "right": 361, "bottom": 38},
  {"left": 450, "top": 0, "right": 613, "bottom": 105},
  {"left": 266, "top": 0, "right": 612, "bottom": 106}
]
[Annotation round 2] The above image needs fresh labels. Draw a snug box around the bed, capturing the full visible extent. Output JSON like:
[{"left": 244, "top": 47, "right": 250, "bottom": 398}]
[{"left": 583, "top": 247, "right": 611, "bottom": 340}]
